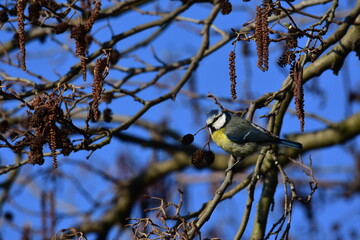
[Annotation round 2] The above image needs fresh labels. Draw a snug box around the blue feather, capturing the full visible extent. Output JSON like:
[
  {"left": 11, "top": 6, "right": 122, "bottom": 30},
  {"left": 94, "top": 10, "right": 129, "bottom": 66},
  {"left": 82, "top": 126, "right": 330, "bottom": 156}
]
[{"left": 278, "top": 139, "right": 302, "bottom": 149}]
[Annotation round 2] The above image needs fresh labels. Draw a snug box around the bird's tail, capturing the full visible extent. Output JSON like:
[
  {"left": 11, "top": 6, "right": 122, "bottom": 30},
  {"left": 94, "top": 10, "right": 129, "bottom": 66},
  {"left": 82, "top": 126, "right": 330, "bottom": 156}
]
[{"left": 278, "top": 139, "right": 302, "bottom": 149}]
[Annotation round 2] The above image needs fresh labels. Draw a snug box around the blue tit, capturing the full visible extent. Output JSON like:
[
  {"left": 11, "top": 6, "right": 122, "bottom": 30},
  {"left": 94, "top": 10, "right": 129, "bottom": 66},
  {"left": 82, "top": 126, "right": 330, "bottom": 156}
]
[{"left": 206, "top": 109, "right": 302, "bottom": 168}]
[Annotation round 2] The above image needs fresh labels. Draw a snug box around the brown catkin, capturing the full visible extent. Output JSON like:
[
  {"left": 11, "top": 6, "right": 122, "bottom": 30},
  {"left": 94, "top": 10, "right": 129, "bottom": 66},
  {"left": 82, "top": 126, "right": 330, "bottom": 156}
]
[
  {"left": 255, "top": 5, "right": 270, "bottom": 71},
  {"left": 286, "top": 27, "right": 300, "bottom": 49},
  {"left": 47, "top": 99, "right": 58, "bottom": 168},
  {"left": 49, "top": 126, "right": 58, "bottom": 168},
  {"left": 91, "top": 58, "right": 108, "bottom": 122},
  {"left": 229, "top": 50, "right": 237, "bottom": 99},
  {"left": 278, "top": 50, "right": 295, "bottom": 68},
  {"left": 291, "top": 61, "right": 305, "bottom": 132},
  {"left": 71, "top": 24, "right": 88, "bottom": 81},
  {"left": 85, "top": 0, "right": 102, "bottom": 32},
  {"left": 16, "top": 0, "right": 26, "bottom": 71},
  {"left": 29, "top": 135, "right": 44, "bottom": 165},
  {"left": 261, "top": 9, "right": 269, "bottom": 71}
]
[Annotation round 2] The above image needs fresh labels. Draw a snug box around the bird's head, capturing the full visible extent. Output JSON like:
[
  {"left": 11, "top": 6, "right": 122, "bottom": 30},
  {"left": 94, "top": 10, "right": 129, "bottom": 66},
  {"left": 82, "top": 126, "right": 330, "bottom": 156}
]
[{"left": 206, "top": 109, "right": 230, "bottom": 133}]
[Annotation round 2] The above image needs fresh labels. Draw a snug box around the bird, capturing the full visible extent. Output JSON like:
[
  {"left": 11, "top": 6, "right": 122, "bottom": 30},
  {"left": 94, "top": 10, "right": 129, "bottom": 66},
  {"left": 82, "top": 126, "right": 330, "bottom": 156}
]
[{"left": 206, "top": 109, "right": 302, "bottom": 171}]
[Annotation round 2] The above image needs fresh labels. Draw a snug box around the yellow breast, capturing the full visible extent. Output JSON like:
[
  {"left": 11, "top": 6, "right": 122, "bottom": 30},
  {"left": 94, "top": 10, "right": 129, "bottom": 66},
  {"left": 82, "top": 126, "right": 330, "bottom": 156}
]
[
  {"left": 211, "top": 128, "right": 260, "bottom": 158},
  {"left": 212, "top": 128, "right": 237, "bottom": 154}
]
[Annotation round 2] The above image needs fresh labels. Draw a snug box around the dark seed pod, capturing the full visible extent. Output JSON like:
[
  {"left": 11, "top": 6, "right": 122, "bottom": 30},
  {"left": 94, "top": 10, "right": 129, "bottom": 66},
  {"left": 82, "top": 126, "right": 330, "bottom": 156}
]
[
  {"left": 181, "top": 134, "right": 194, "bottom": 145},
  {"left": 103, "top": 108, "right": 113, "bottom": 122},
  {"left": 8, "top": 7, "right": 17, "bottom": 16},
  {"left": 0, "top": 10, "right": 9, "bottom": 23},
  {"left": 4, "top": 212, "right": 13, "bottom": 222},
  {"left": 110, "top": 49, "right": 121, "bottom": 65},
  {"left": 28, "top": 2, "right": 41, "bottom": 21},
  {"left": 102, "top": 92, "right": 114, "bottom": 104},
  {"left": 0, "top": 120, "right": 9, "bottom": 133},
  {"left": 221, "top": 1, "right": 232, "bottom": 15},
  {"left": 204, "top": 151, "right": 215, "bottom": 165},
  {"left": 273, "top": 8, "right": 281, "bottom": 16},
  {"left": 191, "top": 150, "right": 204, "bottom": 166}
]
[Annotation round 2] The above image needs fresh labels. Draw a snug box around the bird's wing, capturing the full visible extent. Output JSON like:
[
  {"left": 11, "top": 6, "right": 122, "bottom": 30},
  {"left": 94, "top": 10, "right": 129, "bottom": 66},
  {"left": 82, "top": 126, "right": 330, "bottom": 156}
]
[{"left": 224, "top": 117, "right": 278, "bottom": 144}]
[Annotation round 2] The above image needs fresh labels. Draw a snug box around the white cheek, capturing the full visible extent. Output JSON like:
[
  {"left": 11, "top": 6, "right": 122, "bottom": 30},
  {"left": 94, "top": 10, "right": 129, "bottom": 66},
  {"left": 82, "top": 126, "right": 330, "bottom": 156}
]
[{"left": 212, "top": 114, "right": 226, "bottom": 130}]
